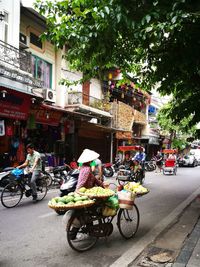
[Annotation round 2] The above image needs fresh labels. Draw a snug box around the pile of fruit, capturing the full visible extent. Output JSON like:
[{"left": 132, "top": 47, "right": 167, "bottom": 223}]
[
  {"left": 78, "top": 186, "right": 115, "bottom": 198},
  {"left": 124, "top": 182, "right": 149, "bottom": 195},
  {"left": 48, "top": 192, "right": 95, "bottom": 210}
]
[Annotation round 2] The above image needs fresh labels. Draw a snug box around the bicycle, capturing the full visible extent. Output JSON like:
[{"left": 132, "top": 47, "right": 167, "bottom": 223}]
[
  {"left": 1, "top": 169, "right": 48, "bottom": 208},
  {"left": 65, "top": 193, "right": 140, "bottom": 252}
]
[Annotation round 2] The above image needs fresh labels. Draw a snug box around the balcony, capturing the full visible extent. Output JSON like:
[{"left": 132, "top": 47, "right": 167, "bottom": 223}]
[
  {"left": 67, "top": 91, "right": 111, "bottom": 112},
  {"left": 134, "top": 110, "right": 147, "bottom": 125},
  {"left": 0, "top": 40, "right": 31, "bottom": 73},
  {"left": 0, "top": 40, "right": 43, "bottom": 87}
]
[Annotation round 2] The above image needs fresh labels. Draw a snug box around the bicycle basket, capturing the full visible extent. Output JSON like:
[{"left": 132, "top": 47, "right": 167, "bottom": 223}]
[
  {"left": 11, "top": 169, "right": 24, "bottom": 180},
  {"left": 117, "top": 169, "right": 131, "bottom": 181}
]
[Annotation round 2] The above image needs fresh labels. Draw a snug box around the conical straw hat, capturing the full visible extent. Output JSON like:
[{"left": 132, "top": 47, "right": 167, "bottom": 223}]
[{"left": 77, "top": 149, "right": 100, "bottom": 163}]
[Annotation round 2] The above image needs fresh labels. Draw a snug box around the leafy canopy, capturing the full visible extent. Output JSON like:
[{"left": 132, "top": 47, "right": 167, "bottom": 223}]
[{"left": 35, "top": 0, "right": 200, "bottom": 126}]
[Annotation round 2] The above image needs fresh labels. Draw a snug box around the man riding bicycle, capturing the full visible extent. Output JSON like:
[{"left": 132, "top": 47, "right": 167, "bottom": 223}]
[{"left": 17, "top": 143, "right": 42, "bottom": 201}]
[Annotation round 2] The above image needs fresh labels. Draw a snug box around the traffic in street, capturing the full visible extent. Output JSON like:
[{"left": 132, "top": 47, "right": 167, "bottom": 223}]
[{"left": 1, "top": 166, "right": 200, "bottom": 267}]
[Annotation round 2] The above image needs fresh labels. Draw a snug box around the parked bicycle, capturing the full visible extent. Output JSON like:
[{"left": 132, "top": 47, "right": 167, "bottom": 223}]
[{"left": 1, "top": 169, "right": 47, "bottom": 208}]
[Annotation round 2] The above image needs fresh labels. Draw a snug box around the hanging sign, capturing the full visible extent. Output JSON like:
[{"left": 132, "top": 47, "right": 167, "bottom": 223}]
[{"left": 0, "top": 87, "right": 31, "bottom": 120}]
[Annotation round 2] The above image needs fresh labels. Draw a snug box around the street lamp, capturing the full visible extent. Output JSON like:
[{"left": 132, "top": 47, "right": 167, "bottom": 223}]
[{"left": 1, "top": 90, "right": 7, "bottom": 98}]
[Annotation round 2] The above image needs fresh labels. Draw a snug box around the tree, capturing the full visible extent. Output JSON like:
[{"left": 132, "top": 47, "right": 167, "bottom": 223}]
[
  {"left": 35, "top": 0, "right": 200, "bottom": 126},
  {"left": 157, "top": 103, "right": 196, "bottom": 149}
]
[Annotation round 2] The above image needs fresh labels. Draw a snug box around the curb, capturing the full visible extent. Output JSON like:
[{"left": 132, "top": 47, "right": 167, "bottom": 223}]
[{"left": 110, "top": 185, "right": 200, "bottom": 267}]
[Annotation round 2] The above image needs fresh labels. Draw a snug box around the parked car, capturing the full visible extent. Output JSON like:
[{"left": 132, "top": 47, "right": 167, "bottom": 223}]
[
  {"left": 189, "top": 149, "right": 200, "bottom": 165},
  {"left": 178, "top": 155, "right": 198, "bottom": 167}
]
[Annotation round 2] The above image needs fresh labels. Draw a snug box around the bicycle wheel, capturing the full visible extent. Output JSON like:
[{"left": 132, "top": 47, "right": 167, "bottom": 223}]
[
  {"left": 1, "top": 182, "right": 23, "bottom": 208},
  {"left": 67, "top": 215, "right": 98, "bottom": 252},
  {"left": 43, "top": 173, "right": 53, "bottom": 187},
  {"left": 117, "top": 204, "right": 140, "bottom": 239},
  {"left": 36, "top": 179, "right": 47, "bottom": 201}
]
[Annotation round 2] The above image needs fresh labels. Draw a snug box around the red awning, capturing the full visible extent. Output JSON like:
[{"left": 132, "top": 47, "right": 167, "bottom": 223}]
[
  {"left": 118, "top": 145, "right": 142, "bottom": 152},
  {"left": 162, "top": 149, "right": 178, "bottom": 154}
]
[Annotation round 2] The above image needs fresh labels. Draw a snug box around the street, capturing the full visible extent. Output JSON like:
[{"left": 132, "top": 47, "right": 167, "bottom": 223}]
[{"left": 1, "top": 167, "right": 200, "bottom": 267}]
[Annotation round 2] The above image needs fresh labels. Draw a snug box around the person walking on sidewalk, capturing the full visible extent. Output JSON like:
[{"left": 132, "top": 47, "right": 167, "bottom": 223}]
[{"left": 17, "top": 143, "right": 42, "bottom": 201}]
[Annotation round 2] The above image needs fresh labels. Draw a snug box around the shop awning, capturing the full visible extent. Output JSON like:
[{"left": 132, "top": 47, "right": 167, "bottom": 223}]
[{"left": 65, "top": 104, "right": 112, "bottom": 118}]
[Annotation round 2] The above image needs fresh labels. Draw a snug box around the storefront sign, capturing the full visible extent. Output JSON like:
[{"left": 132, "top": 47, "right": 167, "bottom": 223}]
[
  {"left": 30, "top": 107, "right": 63, "bottom": 126},
  {"left": 0, "top": 88, "right": 31, "bottom": 120}
]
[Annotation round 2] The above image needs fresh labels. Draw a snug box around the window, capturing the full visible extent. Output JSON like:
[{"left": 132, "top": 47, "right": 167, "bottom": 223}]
[
  {"left": 30, "top": 32, "right": 43, "bottom": 49},
  {"left": 31, "top": 55, "right": 52, "bottom": 88}
]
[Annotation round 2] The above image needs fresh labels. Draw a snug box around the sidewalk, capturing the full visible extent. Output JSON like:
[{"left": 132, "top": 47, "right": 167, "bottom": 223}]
[
  {"left": 110, "top": 192, "right": 200, "bottom": 267},
  {"left": 130, "top": 195, "right": 200, "bottom": 267}
]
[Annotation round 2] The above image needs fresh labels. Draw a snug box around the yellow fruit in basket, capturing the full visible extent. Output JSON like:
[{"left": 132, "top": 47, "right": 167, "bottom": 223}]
[{"left": 79, "top": 187, "right": 87, "bottom": 193}]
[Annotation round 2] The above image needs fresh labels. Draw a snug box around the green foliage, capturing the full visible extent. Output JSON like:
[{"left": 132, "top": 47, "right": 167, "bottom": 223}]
[
  {"left": 34, "top": 0, "right": 200, "bottom": 126},
  {"left": 157, "top": 102, "right": 197, "bottom": 136},
  {"left": 171, "top": 138, "right": 188, "bottom": 150}
]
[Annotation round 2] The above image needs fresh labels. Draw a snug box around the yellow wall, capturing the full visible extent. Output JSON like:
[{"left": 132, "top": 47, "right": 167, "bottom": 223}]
[{"left": 20, "top": 13, "right": 62, "bottom": 90}]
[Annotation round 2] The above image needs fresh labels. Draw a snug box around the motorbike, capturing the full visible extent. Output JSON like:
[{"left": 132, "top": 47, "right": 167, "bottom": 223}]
[
  {"left": 0, "top": 167, "right": 15, "bottom": 188},
  {"left": 144, "top": 160, "right": 156, "bottom": 171},
  {"left": 60, "top": 169, "right": 79, "bottom": 197},
  {"left": 47, "top": 165, "right": 70, "bottom": 187},
  {"left": 103, "top": 158, "right": 122, "bottom": 177}
]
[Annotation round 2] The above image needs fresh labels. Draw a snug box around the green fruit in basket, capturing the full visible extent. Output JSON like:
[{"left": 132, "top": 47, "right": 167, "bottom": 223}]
[
  {"left": 68, "top": 192, "right": 75, "bottom": 196},
  {"left": 80, "top": 196, "right": 88, "bottom": 201},
  {"left": 74, "top": 196, "right": 83, "bottom": 202},
  {"left": 57, "top": 202, "right": 65, "bottom": 205},
  {"left": 64, "top": 196, "right": 74, "bottom": 203},
  {"left": 53, "top": 197, "right": 60, "bottom": 203},
  {"left": 67, "top": 201, "right": 75, "bottom": 205},
  {"left": 51, "top": 199, "right": 57, "bottom": 204}
]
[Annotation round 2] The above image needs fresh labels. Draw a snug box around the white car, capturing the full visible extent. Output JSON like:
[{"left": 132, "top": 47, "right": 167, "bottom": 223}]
[
  {"left": 178, "top": 155, "right": 198, "bottom": 167},
  {"left": 190, "top": 149, "right": 200, "bottom": 165}
]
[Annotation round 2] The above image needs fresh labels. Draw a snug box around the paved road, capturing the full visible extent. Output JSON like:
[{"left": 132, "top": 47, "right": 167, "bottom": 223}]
[{"left": 1, "top": 166, "right": 200, "bottom": 267}]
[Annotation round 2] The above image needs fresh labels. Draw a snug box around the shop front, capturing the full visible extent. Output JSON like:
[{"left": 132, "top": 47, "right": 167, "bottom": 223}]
[
  {"left": 28, "top": 104, "right": 68, "bottom": 166},
  {"left": 0, "top": 87, "right": 32, "bottom": 168},
  {"left": 75, "top": 121, "right": 111, "bottom": 163}
]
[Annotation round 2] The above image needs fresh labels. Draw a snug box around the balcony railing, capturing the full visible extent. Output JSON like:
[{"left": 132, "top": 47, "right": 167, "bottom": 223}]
[
  {"left": 67, "top": 91, "right": 111, "bottom": 112},
  {"left": 0, "top": 40, "right": 31, "bottom": 73}
]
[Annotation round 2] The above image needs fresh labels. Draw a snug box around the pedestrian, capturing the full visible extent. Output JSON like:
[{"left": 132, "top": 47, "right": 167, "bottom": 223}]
[
  {"left": 155, "top": 151, "right": 163, "bottom": 173},
  {"left": 17, "top": 143, "right": 42, "bottom": 201}
]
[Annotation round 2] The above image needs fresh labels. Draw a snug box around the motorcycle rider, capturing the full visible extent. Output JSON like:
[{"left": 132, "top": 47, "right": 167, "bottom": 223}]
[
  {"left": 122, "top": 152, "right": 134, "bottom": 169},
  {"left": 132, "top": 147, "right": 146, "bottom": 165},
  {"left": 17, "top": 143, "right": 42, "bottom": 201}
]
